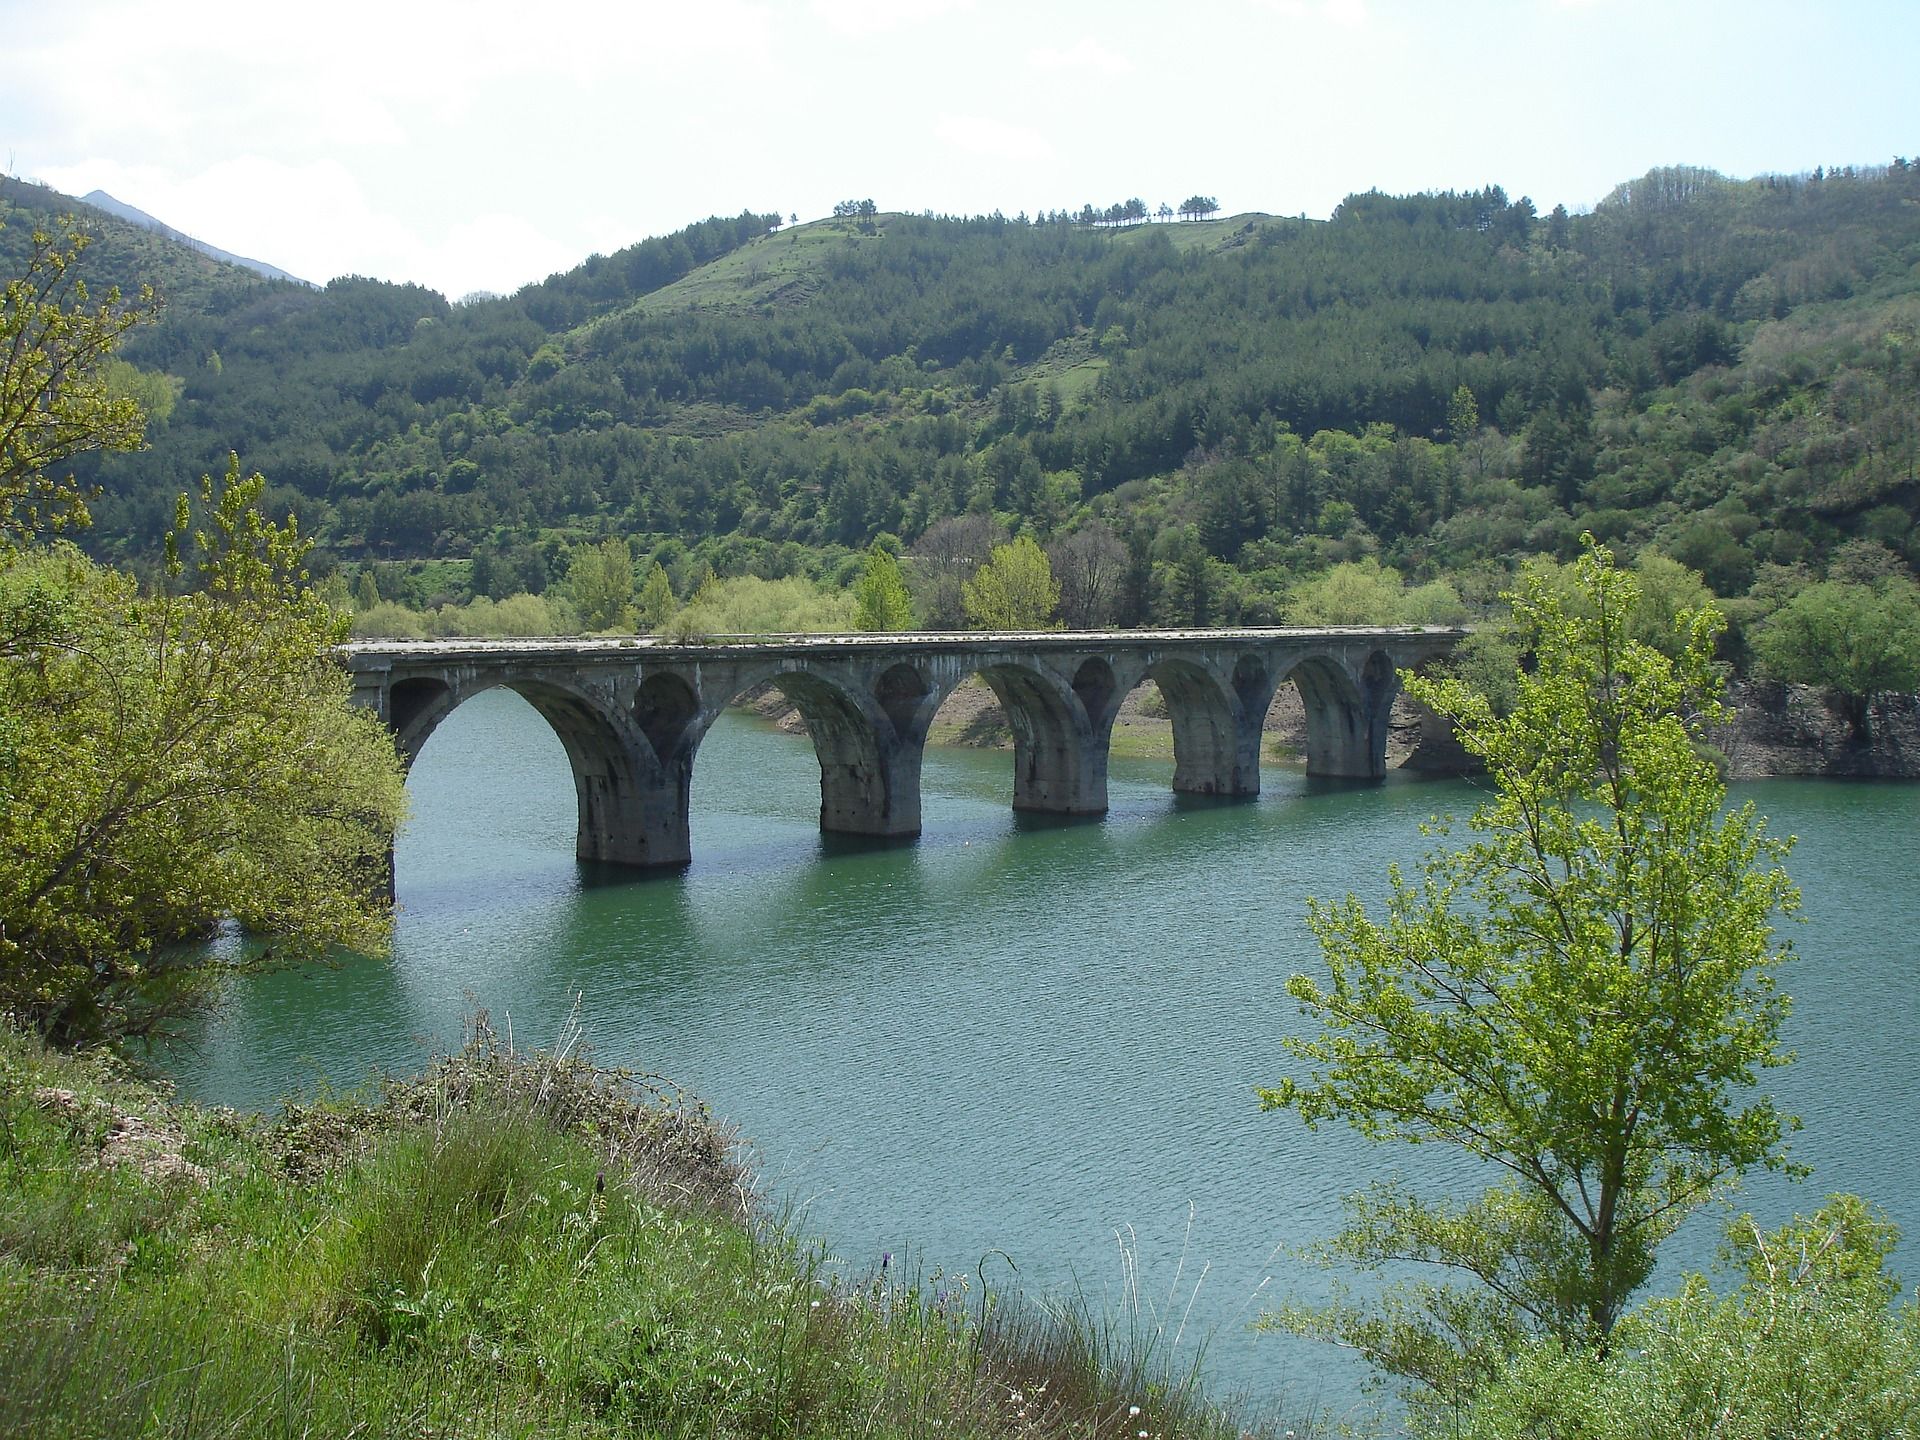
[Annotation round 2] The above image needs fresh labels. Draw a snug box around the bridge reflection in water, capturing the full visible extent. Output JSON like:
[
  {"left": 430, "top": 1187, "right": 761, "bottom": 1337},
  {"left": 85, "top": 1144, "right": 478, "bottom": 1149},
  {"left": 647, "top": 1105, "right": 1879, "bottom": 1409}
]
[{"left": 344, "top": 628, "right": 1464, "bottom": 870}]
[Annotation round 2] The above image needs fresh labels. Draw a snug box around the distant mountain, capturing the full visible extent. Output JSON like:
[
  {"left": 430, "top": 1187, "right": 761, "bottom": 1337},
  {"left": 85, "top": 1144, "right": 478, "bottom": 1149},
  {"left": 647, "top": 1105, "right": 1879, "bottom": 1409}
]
[{"left": 81, "top": 189, "right": 313, "bottom": 287}]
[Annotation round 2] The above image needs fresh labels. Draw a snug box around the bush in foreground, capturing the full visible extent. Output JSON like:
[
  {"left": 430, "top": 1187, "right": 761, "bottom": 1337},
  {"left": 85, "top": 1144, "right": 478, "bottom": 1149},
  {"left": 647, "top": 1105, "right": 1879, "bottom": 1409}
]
[{"left": 1423, "top": 1196, "right": 1920, "bottom": 1440}]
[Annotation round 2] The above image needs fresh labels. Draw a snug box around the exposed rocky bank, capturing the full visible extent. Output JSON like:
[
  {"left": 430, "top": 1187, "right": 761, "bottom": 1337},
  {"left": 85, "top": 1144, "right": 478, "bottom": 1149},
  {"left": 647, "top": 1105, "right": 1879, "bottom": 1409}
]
[{"left": 1715, "top": 682, "right": 1920, "bottom": 779}]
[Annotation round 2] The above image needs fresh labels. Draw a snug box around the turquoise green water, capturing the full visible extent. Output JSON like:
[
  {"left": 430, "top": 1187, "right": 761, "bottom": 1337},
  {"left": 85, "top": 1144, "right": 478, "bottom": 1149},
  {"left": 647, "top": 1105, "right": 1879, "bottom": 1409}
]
[{"left": 176, "top": 688, "right": 1920, "bottom": 1421}]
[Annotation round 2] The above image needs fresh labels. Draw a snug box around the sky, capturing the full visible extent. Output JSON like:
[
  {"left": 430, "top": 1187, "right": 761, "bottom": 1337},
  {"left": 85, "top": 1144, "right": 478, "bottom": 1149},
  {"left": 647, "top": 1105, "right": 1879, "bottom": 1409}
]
[{"left": 5, "top": 0, "right": 1916, "bottom": 301}]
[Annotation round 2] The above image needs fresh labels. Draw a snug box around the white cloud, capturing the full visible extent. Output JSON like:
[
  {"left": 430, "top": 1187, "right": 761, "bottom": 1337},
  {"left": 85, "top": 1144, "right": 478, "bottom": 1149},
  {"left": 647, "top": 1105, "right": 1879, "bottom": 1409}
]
[
  {"left": 1026, "top": 37, "right": 1134, "bottom": 77},
  {"left": 934, "top": 114, "right": 1054, "bottom": 163},
  {"left": 1260, "top": 0, "right": 1370, "bottom": 26},
  {"left": 809, "top": 0, "right": 972, "bottom": 37},
  {"left": 434, "top": 212, "right": 593, "bottom": 300}
]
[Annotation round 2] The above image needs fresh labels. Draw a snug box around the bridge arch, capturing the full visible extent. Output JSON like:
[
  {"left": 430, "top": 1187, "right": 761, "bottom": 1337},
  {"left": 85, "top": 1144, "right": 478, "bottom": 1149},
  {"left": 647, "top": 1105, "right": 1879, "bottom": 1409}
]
[
  {"left": 946, "top": 659, "right": 1110, "bottom": 815},
  {"left": 392, "top": 671, "right": 680, "bottom": 867},
  {"left": 1279, "top": 652, "right": 1391, "bottom": 779},
  {"left": 388, "top": 676, "right": 459, "bottom": 764},
  {"left": 1134, "top": 655, "right": 1262, "bottom": 798},
  {"left": 634, "top": 671, "right": 700, "bottom": 770},
  {"left": 875, "top": 661, "right": 940, "bottom": 740},
  {"left": 702, "top": 659, "right": 931, "bottom": 839}
]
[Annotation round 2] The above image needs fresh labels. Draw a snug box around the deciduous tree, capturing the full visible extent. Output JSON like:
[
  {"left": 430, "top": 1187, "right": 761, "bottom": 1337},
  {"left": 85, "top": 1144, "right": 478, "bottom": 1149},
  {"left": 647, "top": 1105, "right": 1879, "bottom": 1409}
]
[
  {"left": 1050, "top": 521, "right": 1127, "bottom": 629},
  {"left": 0, "top": 461, "right": 408, "bottom": 1045},
  {"left": 1260, "top": 543, "right": 1800, "bottom": 1396},
  {"left": 908, "top": 514, "right": 1005, "bottom": 630},
  {"left": 852, "top": 542, "right": 914, "bottom": 631},
  {"left": 0, "top": 213, "right": 158, "bottom": 542},
  {"left": 1429, "top": 1198, "right": 1920, "bottom": 1439},
  {"left": 1446, "top": 384, "right": 1479, "bottom": 441},
  {"left": 565, "top": 536, "right": 635, "bottom": 632},
  {"left": 1753, "top": 578, "right": 1920, "bottom": 739},
  {"left": 962, "top": 533, "right": 1059, "bottom": 630},
  {"left": 635, "top": 560, "right": 677, "bottom": 631}
]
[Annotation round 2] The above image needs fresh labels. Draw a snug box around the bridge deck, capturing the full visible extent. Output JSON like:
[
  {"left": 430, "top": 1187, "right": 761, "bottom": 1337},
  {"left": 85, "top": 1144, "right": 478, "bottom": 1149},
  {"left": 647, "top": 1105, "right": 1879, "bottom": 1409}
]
[{"left": 342, "top": 625, "right": 1466, "bottom": 663}]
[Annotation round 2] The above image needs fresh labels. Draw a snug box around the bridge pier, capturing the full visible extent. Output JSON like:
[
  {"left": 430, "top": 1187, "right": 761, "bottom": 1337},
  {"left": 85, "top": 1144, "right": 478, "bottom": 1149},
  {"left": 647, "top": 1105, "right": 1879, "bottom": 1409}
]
[
  {"left": 1149, "top": 658, "right": 1267, "bottom": 799},
  {"left": 810, "top": 712, "right": 927, "bottom": 839},
  {"left": 574, "top": 763, "right": 692, "bottom": 868},
  {"left": 1288, "top": 651, "right": 1401, "bottom": 780},
  {"left": 975, "top": 664, "right": 1113, "bottom": 816},
  {"left": 1010, "top": 725, "right": 1109, "bottom": 814}
]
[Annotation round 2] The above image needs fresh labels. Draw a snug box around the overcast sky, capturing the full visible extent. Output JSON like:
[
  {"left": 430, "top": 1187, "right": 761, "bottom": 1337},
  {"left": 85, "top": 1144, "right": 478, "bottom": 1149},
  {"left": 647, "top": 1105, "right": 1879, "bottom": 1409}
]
[{"left": 6, "top": 0, "right": 1914, "bottom": 300}]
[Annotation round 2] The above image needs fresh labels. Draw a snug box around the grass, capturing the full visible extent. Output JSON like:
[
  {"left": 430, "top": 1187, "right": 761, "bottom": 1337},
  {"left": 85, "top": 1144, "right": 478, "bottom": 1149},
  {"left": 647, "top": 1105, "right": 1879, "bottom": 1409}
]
[
  {"left": 0, "top": 1017, "right": 1318, "bottom": 1439},
  {"left": 576, "top": 212, "right": 1313, "bottom": 338},
  {"left": 577, "top": 219, "right": 869, "bottom": 333}
]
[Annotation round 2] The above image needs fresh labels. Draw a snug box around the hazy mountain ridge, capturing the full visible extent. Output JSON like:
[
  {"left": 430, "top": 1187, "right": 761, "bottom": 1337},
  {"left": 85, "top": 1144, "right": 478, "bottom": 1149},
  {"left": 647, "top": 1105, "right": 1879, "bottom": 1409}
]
[{"left": 78, "top": 188, "right": 312, "bottom": 286}]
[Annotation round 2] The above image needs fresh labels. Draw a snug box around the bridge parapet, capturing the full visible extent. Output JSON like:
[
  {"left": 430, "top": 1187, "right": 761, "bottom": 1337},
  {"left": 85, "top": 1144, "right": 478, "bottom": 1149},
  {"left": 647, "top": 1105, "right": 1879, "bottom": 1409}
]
[{"left": 342, "top": 628, "right": 1464, "bottom": 870}]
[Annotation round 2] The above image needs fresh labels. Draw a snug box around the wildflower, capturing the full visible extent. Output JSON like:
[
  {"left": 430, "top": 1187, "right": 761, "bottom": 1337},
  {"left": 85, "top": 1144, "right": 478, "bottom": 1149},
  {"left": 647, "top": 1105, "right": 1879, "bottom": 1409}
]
[{"left": 1130, "top": 1406, "right": 1142, "bottom": 1417}]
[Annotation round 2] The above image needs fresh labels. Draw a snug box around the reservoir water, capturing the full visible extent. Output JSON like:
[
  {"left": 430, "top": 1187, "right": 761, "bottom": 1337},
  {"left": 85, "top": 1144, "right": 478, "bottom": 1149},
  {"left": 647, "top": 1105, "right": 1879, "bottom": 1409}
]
[{"left": 176, "top": 688, "right": 1920, "bottom": 1422}]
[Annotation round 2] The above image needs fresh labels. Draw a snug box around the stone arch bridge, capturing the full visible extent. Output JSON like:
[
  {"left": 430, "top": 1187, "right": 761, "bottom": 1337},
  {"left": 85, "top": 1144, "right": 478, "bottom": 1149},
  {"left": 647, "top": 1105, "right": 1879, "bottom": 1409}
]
[{"left": 343, "top": 628, "right": 1464, "bottom": 870}]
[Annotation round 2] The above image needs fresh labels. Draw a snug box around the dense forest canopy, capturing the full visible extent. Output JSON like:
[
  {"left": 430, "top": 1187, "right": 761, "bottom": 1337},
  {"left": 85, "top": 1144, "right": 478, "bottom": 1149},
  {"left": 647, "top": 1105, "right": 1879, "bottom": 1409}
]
[{"left": 5, "top": 160, "right": 1917, "bottom": 632}]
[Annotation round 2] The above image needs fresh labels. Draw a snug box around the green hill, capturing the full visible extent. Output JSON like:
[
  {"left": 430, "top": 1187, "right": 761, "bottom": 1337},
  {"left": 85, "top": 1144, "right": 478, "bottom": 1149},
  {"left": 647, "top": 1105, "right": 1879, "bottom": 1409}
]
[{"left": 9, "top": 163, "right": 1920, "bottom": 628}]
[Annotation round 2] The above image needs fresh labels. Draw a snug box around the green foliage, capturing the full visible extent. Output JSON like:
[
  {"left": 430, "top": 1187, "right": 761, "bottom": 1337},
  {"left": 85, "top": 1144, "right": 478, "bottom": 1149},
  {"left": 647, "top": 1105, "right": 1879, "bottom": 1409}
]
[
  {"left": 1508, "top": 552, "right": 1715, "bottom": 661},
  {"left": 663, "top": 574, "right": 856, "bottom": 639},
  {"left": 428, "top": 592, "right": 575, "bottom": 637},
  {"left": 1259, "top": 543, "right": 1800, "bottom": 1393},
  {"left": 1286, "top": 558, "right": 1468, "bottom": 625},
  {"left": 853, "top": 543, "right": 915, "bottom": 630},
  {"left": 963, "top": 535, "right": 1059, "bottom": 630},
  {"left": 1424, "top": 1198, "right": 1920, "bottom": 1439},
  {"left": 1627, "top": 551, "right": 1715, "bottom": 653},
  {"left": 1440, "top": 627, "right": 1524, "bottom": 717},
  {"left": 100, "top": 358, "right": 178, "bottom": 427},
  {"left": 1286, "top": 559, "right": 1408, "bottom": 624},
  {"left": 348, "top": 598, "right": 428, "bottom": 638},
  {"left": 636, "top": 559, "right": 677, "bottom": 630},
  {"left": 0, "top": 1022, "right": 1293, "bottom": 1440},
  {"left": 350, "top": 592, "right": 580, "bottom": 638},
  {"left": 1753, "top": 578, "right": 1920, "bottom": 736},
  {"left": 0, "top": 460, "right": 408, "bottom": 1045},
  {"left": 909, "top": 515, "right": 1006, "bottom": 630},
  {"left": 0, "top": 211, "right": 157, "bottom": 541},
  {"left": 1446, "top": 384, "right": 1479, "bottom": 441},
  {"left": 565, "top": 534, "right": 635, "bottom": 632}
]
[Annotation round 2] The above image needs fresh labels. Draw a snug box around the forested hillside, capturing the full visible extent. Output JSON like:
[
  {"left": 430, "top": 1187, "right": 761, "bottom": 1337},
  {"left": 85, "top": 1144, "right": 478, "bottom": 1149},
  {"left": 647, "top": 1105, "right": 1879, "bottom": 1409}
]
[{"left": 7, "top": 162, "right": 1918, "bottom": 634}]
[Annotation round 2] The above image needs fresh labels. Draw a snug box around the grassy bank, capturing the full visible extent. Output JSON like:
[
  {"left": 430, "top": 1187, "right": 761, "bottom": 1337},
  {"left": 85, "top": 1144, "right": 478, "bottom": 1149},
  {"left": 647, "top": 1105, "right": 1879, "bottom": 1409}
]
[{"left": 0, "top": 1021, "right": 1306, "bottom": 1439}]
